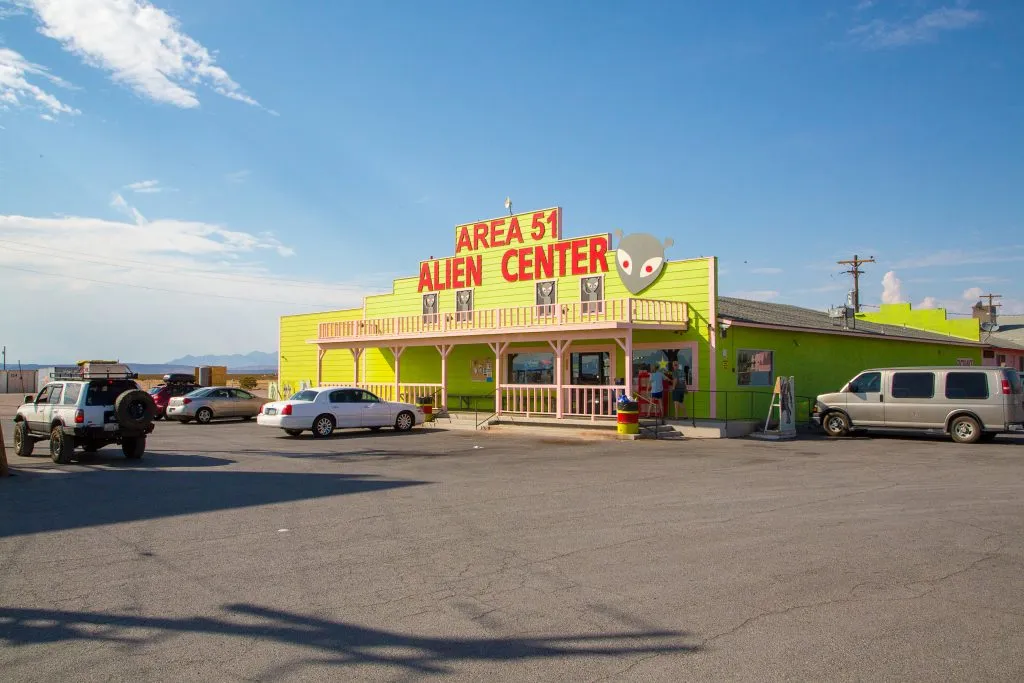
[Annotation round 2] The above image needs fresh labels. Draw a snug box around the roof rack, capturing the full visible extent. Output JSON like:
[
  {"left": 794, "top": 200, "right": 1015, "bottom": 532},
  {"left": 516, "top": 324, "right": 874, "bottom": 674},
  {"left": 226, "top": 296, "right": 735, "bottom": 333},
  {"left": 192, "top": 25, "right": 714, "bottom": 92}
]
[{"left": 77, "top": 362, "right": 139, "bottom": 380}]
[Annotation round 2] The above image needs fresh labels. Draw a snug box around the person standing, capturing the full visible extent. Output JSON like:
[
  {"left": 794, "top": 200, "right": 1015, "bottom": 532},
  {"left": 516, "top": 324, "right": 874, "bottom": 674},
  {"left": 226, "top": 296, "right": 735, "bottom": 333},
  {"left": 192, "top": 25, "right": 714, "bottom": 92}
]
[
  {"left": 649, "top": 363, "right": 665, "bottom": 421},
  {"left": 671, "top": 361, "right": 688, "bottom": 418}
]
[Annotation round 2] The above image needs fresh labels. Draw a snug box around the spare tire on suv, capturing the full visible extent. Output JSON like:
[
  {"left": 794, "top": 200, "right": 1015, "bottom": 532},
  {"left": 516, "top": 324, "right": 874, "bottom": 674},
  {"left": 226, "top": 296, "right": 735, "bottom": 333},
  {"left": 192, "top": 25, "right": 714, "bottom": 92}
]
[{"left": 115, "top": 389, "right": 157, "bottom": 430}]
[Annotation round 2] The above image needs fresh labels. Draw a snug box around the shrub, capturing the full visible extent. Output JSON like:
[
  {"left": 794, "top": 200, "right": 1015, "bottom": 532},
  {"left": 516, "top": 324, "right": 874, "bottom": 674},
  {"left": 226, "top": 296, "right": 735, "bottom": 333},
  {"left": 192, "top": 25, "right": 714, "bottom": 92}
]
[{"left": 239, "top": 376, "right": 258, "bottom": 390}]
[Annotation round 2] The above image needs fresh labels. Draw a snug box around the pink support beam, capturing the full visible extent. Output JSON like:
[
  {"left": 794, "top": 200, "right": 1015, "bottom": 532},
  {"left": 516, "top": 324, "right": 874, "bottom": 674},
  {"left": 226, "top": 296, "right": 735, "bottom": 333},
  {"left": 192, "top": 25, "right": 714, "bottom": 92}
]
[{"left": 435, "top": 344, "right": 453, "bottom": 409}]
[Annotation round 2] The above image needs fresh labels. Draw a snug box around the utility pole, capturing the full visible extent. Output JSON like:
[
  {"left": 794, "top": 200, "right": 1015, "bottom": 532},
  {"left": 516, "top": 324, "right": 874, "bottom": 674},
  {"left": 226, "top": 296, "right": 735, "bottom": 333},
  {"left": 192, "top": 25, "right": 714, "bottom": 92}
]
[{"left": 837, "top": 254, "right": 876, "bottom": 313}]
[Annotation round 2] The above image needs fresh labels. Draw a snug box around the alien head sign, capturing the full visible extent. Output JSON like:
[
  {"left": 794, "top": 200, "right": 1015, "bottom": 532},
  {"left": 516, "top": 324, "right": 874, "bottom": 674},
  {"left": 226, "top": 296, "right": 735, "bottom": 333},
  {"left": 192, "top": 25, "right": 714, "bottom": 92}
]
[{"left": 614, "top": 231, "right": 674, "bottom": 294}]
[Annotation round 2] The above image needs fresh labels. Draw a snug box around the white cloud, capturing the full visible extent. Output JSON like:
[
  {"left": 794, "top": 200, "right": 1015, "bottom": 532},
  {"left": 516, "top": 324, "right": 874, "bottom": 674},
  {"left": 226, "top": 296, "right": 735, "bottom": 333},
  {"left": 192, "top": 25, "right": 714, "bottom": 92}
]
[
  {"left": 849, "top": 5, "right": 984, "bottom": 49},
  {"left": 225, "top": 169, "right": 251, "bottom": 183},
  {"left": 918, "top": 296, "right": 940, "bottom": 310},
  {"left": 125, "top": 179, "right": 173, "bottom": 194},
  {"left": 18, "top": 0, "right": 262, "bottom": 109},
  {"left": 891, "top": 246, "right": 1024, "bottom": 269},
  {"left": 750, "top": 267, "right": 783, "bottom": 275},
  {"left": 109, "top": 192, "right": 147, "bottom": 225},
  {"left": 881, "top": 270, "right": 905, "bottom": 304},
  {"left": 0, "top": 211, "right": 385, "bottom": 361},
  {"left": 728, "top": 290, "right": 780, "bottom": 301},
  {"left": 0, "top": 46, "right": 78, "bottom": 117}
]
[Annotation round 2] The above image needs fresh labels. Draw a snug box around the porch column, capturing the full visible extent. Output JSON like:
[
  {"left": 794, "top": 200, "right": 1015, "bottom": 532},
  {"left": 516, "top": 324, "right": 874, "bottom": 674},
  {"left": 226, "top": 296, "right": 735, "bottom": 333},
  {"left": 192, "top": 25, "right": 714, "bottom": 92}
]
[
  {"left": 316, "top": 347, "right": 326, "bottom": 387},
  {"left": 436, "top": 344, "right": 453, "bottom": 408},
  {"left": 548, "top": 339, "right": 570, "bottom": 419},
  {"left": 390, "top": 346, "right": 405, "bottom": 403},
  {"left": 625, "top": 331, "right": 634, "bottom": 396},
  {"left": 488, "top": 341, "right": 509, "bottom": 416},
  {"left": 349, "top": 348, "right": 363, "bottom": 384}
]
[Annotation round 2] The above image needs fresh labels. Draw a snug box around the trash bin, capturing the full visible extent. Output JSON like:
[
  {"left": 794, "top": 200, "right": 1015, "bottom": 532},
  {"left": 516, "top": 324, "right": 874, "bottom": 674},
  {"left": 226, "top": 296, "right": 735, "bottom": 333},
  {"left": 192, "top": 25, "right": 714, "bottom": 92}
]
[
  {"left": 616, "top": 398, "right": 639, "bottom": 436},
  {"left": 417, "top": 396, "right": 434, "bottom": 423}
]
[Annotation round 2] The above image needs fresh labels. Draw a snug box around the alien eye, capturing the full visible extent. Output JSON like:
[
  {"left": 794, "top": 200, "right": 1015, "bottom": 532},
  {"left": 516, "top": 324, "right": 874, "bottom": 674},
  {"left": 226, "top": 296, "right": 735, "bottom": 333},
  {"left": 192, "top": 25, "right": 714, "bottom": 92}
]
[
  {"left": 640, "top": 256, "right": 663, "bottom": 278},
  {"left": 617, "top": 249, "right": 633, "bottom": 275}
]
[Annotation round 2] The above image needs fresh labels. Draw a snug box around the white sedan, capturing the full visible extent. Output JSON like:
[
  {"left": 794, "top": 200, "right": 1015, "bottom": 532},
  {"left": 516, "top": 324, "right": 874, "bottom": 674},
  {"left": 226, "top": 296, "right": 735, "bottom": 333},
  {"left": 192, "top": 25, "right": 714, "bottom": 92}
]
[{"left": 257, "top": 387, "right": 424, "bottom": 437}]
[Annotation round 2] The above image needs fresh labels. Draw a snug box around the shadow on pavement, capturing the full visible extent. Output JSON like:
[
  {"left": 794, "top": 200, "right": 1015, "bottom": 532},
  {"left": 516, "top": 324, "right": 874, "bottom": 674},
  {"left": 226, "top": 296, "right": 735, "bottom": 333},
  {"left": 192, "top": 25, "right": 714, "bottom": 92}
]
[
  {"left": 0, "top": 469, "right": 427, "bottom": 538},
  {"left": 0, "top": 603, "right": 699, "bottom": 675}
]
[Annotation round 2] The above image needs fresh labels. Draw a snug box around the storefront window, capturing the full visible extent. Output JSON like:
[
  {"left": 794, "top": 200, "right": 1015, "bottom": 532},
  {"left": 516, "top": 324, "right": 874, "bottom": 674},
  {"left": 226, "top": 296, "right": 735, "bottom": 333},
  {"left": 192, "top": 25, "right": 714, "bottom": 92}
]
[
  {"left": 737, "top": 349, "right": 773, "bottom": 387},
  {"left": 508, "top": 353, "right": 554, "bottom": 385},
  {"left": 570, "top": 352, "right": 610, "bottom": 385},
  {"left": 632, "top": 348, "right": 693, "bottom": 389},
  {"left": 455, "top": 289, "right": 473, "bottom": 322}
]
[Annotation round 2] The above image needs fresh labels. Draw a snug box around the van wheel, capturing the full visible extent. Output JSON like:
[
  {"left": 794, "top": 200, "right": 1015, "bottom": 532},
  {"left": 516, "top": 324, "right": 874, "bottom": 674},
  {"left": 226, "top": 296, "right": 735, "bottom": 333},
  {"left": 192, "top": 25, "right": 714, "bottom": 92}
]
[
  {"left": 822, "top": 412, "right": 850, "bottom": 437},
  {"left": 950, "top": 416, "right": 981, "bottom": 444}
]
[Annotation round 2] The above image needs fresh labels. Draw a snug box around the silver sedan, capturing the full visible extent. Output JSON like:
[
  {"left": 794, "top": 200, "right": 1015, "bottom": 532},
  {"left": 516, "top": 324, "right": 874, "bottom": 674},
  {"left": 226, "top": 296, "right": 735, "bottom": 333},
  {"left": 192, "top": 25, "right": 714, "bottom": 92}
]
[{"left": 166, "top": 387, "right": 270, "bottom": 424}]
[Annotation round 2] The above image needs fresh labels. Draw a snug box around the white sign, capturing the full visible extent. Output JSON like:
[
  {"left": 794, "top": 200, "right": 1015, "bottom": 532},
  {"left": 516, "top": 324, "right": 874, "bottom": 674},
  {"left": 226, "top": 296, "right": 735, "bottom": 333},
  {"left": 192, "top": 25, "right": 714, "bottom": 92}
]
[{"left": 778, "top": 376, "right": 796, "bottom": 437}]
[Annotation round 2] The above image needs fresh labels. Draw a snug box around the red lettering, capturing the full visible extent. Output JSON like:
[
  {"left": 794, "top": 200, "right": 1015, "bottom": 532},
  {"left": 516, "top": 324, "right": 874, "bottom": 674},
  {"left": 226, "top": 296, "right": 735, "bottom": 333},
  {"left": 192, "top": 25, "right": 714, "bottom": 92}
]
[
  {"left": 501, "top": 249, "right": 518, "bottom": 282},
  {"left": 444, "top": 258, "right": 452, "bottom": 290},
  {"left": 546, "top": 209, "right": 559, "bottom": 240},
  {"left": 507, "top": 216, "right": 523, "bottom": 245},
  {"left": 589, "top": 236, "right": 609, "bottom": 273},
  {"left": 453, "top": 258, "right": 466, "bottom": 289},
  {"left": 554, "top": 241, "right": 572, "bottom": 277},
  {"left": 571, "top": 239, "right": 587, "bottom": 275},
  {"left": 473, "top": 222, "right": 489, "bottom": 250},
  {"left": 518, "top": 246, "right": 534, "bottom": 281},
  {"left": 418, "top": 262, "right": 434, "bottom": 292},
  {"left": 530, "top": 212, "right": 545, "bottom": 240},
  {"left": 433, "top": 260, "right": 443, "bottom": 290},
  {"left": 535, "top": 244, "right": 553, "bottom": 279},
  {"left": 466, "top": 255, "right": 482, "bottom": 287},
  {"left": 490, "top": 219, "right": 506, "bottom": 247},
  {"left": 455, "top": 226, "right": 472, "bottom": 254}
]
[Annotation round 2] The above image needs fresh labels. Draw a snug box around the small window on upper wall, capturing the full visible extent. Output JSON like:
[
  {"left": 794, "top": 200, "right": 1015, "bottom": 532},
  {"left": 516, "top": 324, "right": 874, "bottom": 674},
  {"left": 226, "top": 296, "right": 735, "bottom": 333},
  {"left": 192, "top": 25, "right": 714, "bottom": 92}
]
[
  {"left": 580, "top": 276, "right": 603, "bottom": 314},
  {"left": 891, "top": 372, "right": 935, "bottom": 399},
  {"left": 455, "top": 289, "right": 473, "bottom": 323},
  {"left": 737, "top": 349, "right": 773, "bottom": 387},
  {"left": 536, "top": 281, "right": 556, "bottom": 316},
  {"left": 422, "top": 292, "right": 439, "bottom": 326}
]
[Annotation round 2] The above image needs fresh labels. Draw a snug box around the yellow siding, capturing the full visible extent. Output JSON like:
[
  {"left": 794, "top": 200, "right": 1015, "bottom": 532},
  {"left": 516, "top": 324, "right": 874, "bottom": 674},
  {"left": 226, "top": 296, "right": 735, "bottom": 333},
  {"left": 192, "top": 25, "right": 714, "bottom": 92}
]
[{"left": 279, "top": 308, "right": 362, "bottom": 393}]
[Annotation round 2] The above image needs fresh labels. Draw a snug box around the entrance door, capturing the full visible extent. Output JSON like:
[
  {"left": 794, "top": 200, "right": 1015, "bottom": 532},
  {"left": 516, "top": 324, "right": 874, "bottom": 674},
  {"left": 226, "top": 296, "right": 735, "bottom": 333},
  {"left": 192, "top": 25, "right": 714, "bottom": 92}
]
[{"left": 570, "top": 352, "right": 608, "bottom": 385}]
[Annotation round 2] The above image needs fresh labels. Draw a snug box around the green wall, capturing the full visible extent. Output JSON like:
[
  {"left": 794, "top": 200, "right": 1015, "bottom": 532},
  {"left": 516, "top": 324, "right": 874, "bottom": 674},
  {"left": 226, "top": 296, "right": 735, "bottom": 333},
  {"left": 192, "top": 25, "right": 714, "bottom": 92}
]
[
  {"left": 858, "top": 303, "right": 979, "bottom": 341},
  {"left": 716, "top": 325, "right": 983, "bottom": 419}
]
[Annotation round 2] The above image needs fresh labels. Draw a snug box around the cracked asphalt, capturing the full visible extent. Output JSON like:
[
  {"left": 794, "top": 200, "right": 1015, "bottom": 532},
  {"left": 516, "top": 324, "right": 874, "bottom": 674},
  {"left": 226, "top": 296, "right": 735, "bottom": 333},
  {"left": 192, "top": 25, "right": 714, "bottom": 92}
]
[{"left": 2, "top": 414, "right": 1024, "bottom": 681}]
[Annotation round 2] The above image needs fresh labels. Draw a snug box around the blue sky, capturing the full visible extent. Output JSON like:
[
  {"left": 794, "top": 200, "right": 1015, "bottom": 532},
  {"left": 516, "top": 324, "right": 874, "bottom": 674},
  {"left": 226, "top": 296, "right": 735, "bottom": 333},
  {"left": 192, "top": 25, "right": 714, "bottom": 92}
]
[{"left": 1, "top": 0, "right": 1022, "bottom": 362}]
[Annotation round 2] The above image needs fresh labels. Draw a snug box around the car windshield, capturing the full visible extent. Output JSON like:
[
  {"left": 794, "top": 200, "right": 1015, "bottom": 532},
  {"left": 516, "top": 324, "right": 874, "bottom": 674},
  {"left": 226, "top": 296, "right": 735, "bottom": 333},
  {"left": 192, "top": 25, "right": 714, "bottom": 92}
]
[
  {"left": 290, "top": 390, "right": 319, "bottom": 402},
  {"left": 85, "top": 380, "right": 139, "bottom": 406},
  {"left": 148, "top": 386, "right": 164, "bottom": 395},
  {"left": 185, "top": 388, "right": 213, "bottom": 398}
]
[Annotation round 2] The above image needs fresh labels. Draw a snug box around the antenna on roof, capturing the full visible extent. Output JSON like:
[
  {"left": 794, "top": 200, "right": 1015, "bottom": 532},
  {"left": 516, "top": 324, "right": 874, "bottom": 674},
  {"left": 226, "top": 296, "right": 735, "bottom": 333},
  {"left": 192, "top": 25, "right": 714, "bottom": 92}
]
[{"left": 504, "top": 196, "right": 513, "bottom": 216}]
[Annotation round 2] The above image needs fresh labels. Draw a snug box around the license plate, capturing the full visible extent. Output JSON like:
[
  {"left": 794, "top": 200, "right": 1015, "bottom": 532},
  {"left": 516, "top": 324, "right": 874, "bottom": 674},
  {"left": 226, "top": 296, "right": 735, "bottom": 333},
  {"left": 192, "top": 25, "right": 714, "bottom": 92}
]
[
  {"left": 104, "top": 423, "right": 118, "bottom": 432},
  {"left": 265, "top": 408, "right": 277, "bottom": 416}
]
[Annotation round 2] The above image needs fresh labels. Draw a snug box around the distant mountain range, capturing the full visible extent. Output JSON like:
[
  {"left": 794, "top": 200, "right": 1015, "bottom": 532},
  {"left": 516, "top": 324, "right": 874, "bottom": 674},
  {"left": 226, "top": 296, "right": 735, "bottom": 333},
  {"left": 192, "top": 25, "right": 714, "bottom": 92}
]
[{"left": 10, "top": 352, "right": 278, "bottom": 375}]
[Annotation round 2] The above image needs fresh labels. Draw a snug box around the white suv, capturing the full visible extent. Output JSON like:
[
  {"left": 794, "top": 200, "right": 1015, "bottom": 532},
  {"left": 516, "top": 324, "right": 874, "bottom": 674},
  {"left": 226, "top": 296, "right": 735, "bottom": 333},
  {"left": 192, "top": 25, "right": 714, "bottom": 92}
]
[{"left": 13, "top": 372, "right": 157, "bottom": 463}]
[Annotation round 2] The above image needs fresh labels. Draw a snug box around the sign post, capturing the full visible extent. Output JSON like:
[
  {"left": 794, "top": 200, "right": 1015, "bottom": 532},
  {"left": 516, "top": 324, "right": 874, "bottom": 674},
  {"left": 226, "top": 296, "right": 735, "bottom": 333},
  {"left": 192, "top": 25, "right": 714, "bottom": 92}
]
[{"left": 756, "top": 376, "right": 797, "bottom": 441}]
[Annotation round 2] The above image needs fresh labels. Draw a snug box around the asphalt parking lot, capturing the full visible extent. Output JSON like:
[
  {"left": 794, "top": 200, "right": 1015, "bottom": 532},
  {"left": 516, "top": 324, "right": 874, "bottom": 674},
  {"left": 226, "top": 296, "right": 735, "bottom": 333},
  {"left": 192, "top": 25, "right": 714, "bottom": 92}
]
[{"left": 2, "top": 415, "right": 1024, "bottom": 681}]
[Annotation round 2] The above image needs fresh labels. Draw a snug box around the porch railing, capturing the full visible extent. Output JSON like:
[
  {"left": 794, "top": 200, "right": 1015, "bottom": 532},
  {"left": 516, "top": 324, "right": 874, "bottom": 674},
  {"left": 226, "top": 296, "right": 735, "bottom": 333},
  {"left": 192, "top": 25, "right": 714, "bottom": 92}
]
[
  {"left": 318, "top": 382, "right": 442, "bottom": 404},
  {"left": 317, "top": 298, "right": 688, "bottom": 341},
  {"left": 500, "top": 384, "right": 626, "bottom": 419}
]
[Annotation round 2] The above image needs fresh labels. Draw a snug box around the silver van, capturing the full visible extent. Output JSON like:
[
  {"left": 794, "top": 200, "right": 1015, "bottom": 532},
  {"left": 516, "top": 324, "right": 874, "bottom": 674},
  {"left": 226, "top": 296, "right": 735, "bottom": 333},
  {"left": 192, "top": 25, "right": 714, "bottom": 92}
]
[{"left": 813, "top": 367, "right": 1024, "bottom": 443}]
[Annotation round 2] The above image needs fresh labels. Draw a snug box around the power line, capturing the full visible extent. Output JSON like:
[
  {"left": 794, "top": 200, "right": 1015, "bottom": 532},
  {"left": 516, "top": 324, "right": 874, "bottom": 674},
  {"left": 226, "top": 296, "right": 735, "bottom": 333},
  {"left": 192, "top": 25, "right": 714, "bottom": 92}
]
[
  {"left": 0, "top": 238, "right": 371, "bottom": 292},
  {"left": 0, "top": 263, "right": 352, "bottom": 307}
]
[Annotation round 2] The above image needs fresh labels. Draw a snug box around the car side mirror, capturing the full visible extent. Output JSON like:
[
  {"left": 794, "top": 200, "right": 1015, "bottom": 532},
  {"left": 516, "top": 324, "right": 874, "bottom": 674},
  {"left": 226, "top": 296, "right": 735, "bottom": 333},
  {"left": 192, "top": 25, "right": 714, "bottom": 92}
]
[{"left": 25, "top": 395, "right": 35, "bottom": 404}]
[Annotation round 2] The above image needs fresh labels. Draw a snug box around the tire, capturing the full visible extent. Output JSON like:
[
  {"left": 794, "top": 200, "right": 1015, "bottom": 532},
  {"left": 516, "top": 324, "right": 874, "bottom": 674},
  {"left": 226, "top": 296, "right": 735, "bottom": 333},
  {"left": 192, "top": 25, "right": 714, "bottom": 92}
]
[
  {"left": 50, "top": 425, "right": 74, "bottom": 464},
  {"left": 312, "top": 414, "right": 335, "bottom": 438},
  {"left": 122, "top": 436, "right": 145, "bottom": 459},
  {"left": 195, "top": 408, "right": 214, "bottom": 425},
  {"left": 394, "top": 411, "right": 415, "bottom": 432},
  {"left": 115, "top": 389, "right": 157, "bottom": 430},
  {"left": 284, "top": 429, "right": 303, "bottom": 437},
  {"left": 13, "top": 421, "right": 34, "bottom": 457},
  {"left": 822, "top": 412, "right": 850, "bottom": 438},
  {"left": 950, "top": 415, "right": 982, "bottom": 444}
]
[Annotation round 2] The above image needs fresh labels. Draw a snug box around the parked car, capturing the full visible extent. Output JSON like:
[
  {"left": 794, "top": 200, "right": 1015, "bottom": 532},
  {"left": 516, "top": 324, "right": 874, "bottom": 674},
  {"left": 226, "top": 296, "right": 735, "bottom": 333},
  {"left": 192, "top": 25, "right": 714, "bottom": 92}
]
[
  {"left": 149, "top": 381, "right": 199, "bottom": 419},
  {"left": 257, "top": 387, "right": 424, "bottom": 437},
  {"left": 13, "top": 372, "right": 156, "bottom": 462},
  {"left": 813, "top": 366, "right": 1024, "bottom": 443},
  {"left": 165, "top": 386, "right": 270, "bottom": 424}
]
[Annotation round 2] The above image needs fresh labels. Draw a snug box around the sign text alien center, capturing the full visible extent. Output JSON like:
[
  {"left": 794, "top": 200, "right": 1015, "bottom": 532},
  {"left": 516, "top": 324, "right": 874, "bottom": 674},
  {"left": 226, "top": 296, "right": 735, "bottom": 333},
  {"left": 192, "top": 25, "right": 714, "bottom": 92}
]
[{"left": 417, "top": 208, "right": 671, "bottom": 294}]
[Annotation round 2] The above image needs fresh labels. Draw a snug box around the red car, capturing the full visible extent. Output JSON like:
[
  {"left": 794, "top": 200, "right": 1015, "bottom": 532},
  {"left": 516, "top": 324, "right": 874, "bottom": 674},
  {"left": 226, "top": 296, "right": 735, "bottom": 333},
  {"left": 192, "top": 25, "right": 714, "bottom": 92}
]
[{"left": 149, "top": 379, "right": 200, "bottom": 420}]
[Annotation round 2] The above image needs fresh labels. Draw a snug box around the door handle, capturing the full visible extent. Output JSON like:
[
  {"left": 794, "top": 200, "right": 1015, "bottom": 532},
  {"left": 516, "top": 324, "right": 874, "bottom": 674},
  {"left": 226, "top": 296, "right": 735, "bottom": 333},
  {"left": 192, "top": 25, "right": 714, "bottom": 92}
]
[{"left": 879, "top": 395, "right": 884, "bottom": 402}]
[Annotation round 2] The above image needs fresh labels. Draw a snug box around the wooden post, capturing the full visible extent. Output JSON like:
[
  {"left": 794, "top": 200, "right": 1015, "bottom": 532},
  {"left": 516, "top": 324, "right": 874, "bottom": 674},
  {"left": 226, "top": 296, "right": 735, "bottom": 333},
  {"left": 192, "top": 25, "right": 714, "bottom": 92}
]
[
  {"left": 436, "top": 344, "right": 452, "bottom": 409},
  {"left": 488, "top": 341, "right": 509, "bottom": 416},
  {"left": 549, "top": 339, "right": 569, "bottom": 418},
  {"left": 0, "top": 421, "right": 10, "bottom": 477},
  {"left": 624, "top": 331, "right": 634, "bottom": 396},
  {"left": 391, "top": 346, "right": 405, "bottom": 403},
  {"left": 316, "top": 347, "right": 326, "bottom": 387}
]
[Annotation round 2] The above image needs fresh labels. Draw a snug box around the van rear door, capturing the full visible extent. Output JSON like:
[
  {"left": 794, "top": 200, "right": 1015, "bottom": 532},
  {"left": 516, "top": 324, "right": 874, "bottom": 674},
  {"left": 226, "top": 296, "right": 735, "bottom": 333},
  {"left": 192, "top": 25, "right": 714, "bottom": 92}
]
[{"left": 1003, "top": 369, "right": 1024, "bottom": 426}]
